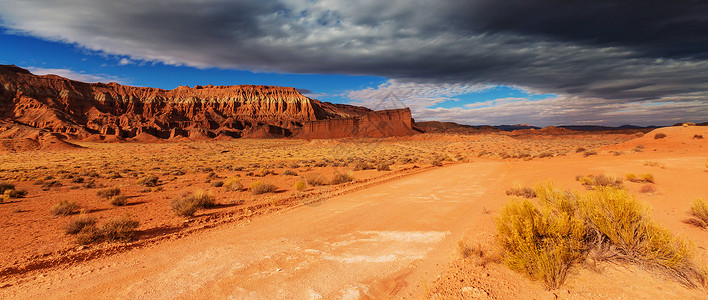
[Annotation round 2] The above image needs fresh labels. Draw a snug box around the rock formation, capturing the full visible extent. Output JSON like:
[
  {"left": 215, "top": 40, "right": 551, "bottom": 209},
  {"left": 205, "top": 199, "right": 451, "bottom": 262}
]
[{"left": 0, "top": 65, "right": 414, "bottom": 141}]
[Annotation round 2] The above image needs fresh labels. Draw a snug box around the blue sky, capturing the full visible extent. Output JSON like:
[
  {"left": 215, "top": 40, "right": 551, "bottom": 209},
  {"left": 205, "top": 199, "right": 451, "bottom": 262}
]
[
  {"left": 0, "top": 30, "right": 556, "bottom": 124},
  {"left": 0, "top": 1, "right": 706, "bottom": 126}
]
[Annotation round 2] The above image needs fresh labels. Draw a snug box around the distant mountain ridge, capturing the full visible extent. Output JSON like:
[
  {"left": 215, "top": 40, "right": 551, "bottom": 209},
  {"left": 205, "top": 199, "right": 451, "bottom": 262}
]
[{"left": 0, "top": 64, "right": 416, "bottom": 140}]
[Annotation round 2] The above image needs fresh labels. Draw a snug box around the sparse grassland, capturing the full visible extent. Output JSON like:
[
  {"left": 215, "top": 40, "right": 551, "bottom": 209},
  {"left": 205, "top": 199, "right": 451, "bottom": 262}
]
[{"left": 0, "top": 133, "right": 645, "bottom": 274}]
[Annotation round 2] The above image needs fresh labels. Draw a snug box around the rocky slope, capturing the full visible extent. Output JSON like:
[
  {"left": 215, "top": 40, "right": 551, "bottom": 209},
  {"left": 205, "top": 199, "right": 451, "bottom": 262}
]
[{"left": 0, "top": 65, "right": 410, "bottom": 141}]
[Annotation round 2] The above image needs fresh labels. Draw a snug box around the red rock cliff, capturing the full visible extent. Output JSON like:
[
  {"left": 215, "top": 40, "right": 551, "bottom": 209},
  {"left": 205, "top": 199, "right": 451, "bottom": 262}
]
[
  {"left": 0, "top": 65, "right": 383, "bottom": 139},
  {"left": 292, "top": 108, "right": 416, "bottom": 139}
]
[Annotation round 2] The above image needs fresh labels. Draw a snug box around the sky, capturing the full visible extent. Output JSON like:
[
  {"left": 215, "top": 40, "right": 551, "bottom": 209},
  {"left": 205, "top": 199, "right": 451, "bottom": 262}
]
[{"left": 0, "top": 1, "right": 706, "bottom": 127}]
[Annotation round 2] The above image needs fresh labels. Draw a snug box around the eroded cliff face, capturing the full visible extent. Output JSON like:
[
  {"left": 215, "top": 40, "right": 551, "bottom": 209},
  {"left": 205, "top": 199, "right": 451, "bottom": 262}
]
[
  {"left": 0, "top": 64, "right": 413, "bottom": 140},
  {"left": 292, "top": 108, "right": 416, "bottom": 139}
]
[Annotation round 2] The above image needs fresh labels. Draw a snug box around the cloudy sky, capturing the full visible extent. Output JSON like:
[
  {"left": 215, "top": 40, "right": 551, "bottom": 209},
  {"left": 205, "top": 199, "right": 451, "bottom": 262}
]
[{"left": 1, "top": 0, "right": 706, "bottom": 126}]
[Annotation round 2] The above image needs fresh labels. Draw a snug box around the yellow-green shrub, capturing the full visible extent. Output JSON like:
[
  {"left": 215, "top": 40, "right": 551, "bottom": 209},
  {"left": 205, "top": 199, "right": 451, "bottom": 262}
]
[
  {"left": 497, "top": 183, "right": 704, "bottom": 289},
  {"left": 690, "top": 198, "right": 708, "bottom": 224},
  {"left": 497, "top": 198, "right": 586, "bottom": 289}
]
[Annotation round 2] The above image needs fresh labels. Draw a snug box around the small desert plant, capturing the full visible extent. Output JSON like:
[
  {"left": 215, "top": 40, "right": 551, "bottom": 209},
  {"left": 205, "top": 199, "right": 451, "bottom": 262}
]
[
  {"left": 109, "top": 195, "right": 129, "bottom": 206},
  {"left": 537, "top": 151, "right": 554, "bottom": 158},
  {"left": 505, "top": 186, "right": 537, "bottom": 198},
  {"left": 171, "top": 196, "right": 200, "bottom": 217},
  {"left": 457, "top": 240, "right": 502, "bottom": 267},
  {"left": 430, "top": 158, "right": 443, "bottom": 167},
  {"left": 42, "top": 180, "right": 62, "bottom": 191},
  {"left": 192, "top": 189, "right": 217, "bottom": 208},
  {"left": 305, "top": 173, "right": 329, "bottom": 186},
  {"left": 223, "top": 176, "right": 243, "bottom": 191},
  {"left": 654, "top": 132, "right": 667, "bottom": 139},
  {"left": 97, "top": 187, "right": 121, "bottom": 199},
  {"left": 282, "top": 169, "right": 298, "bottom": 176},
  {"left": 250, "top": 181, "right": 277, "bottom": 195},
  {"left": 210, "top": 180, "right": 224, "bottom": 187},
  {"left": 294, "top": 180, "right": 307, "bottom": 191},
  {"left": 626, "top": 173, "right": 655, "bottom": 183},
  {"left": 694, "top": 134, "right": 704, "bottom": 139},
  {"left": 136, "top": 175, "right": 159, "bottom": 187},
  {"left": 575, "top": 147, "right": 587, "bottom": 153},
  {"left": 65, "top": 215, "right": 98, "bottom": 234},
  {"left": 101, "top": 215, "right": 140, "bottom": 242},
  {"left": 0, "top": 181, "right": 15, "bottom": 193},
  {"left": 576, "top": 174, "right": 623, "bottom": 189},
  {"left": 690, "top": 198, "right": 708, "bottom": 224},
  {"left": 639, "top": 184, "right": 656, "bottom": 193},
  {"left": 330, "top": 171, "right": 354, "bottom": 184},
  {"left": 583, "top": 150, "right": 598, "bottom": 157},
  {"left": 51, "top": 200, "right": 80, "bottom": 216},
  {"left": 352, "top": 160, "right": 374, "bottom": 171},
  {"left": 376, "top": 162, "right": 391, "bottom": 171}
]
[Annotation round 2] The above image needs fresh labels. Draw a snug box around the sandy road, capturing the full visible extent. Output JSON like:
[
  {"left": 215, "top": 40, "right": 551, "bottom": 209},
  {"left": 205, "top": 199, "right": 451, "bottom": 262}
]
[{"left": 1, "top": 162, "right": 505, "bottom": 299}]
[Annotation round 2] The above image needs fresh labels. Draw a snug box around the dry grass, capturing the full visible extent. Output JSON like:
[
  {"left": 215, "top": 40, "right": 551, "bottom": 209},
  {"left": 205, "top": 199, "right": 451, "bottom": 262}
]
[
  {"left": 71, "top": 215, "right": 140, "bottom": 245},
  {"left": 639, "top": 184, "right": 656, "bottom": 193},
  {"left": 50, "top": 200, "right": 80, "bottom": 216},
  {"left": 305, "top": 173, "right": 329, "bottom": 186},
  {"left": 330, "top": 172, "right": 354, "bottom": 185},
  {"left": 223, "top": 176, "right": 242, "bottom": 191},
  {"left": 583, "top": 150, "right": 598, "bottom": 157},
  {"left": 250, "top": 181, "right": 277, "bottom": 195},
  {"left": 136, "top": 175, "right": 159, "bottom": 187},
  {"left": 690, "top": 198, "right": 708, "bottom": 224},
  {"left": 101, "top": 215, "right": 140, "bottom": 242},
  {"left": 505, "top": 185, "right": 537, "bottom": 198},
  {"left": 497, "top": 183, "right": 705, "bottom": 289},
  {"left": 626, "top": 173, "right": 655, "bottom": 183},
  {"left": 171, "top": 196, "right": 199, "bottom": 217},
  {"left": 576, "top": 174, "right": 623, "bottom": 189},
  {"left": 97, "top": 187, "right": 121, "bottom": 199},
  {"left": 170, "top": 189, "right": 217, "bottom": 216},
  {"left": 64, "top": 215, "right": 98, "bottom": 234},
  {"left": 0, "top": 181, "right": 15, "bottom": 193},
  {"left": 655, "top": 132, "right": 668, "bottom": 139},
  {"left": 109, "top": 195, "right": 128, "bottom": 206},
  {"left": 294, "top": 180, "right": 307, "bottom": 191},
  {"left": 457, "top": 240, "right": 502, "bottom": 267}
]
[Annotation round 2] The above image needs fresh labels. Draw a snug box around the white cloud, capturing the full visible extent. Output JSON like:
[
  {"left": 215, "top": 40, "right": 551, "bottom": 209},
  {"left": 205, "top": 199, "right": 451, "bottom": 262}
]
[
  {"left": 118, "top": 58, "right": 133, "bottom": 65},
  {"left": 26, "top": 67, "right": 125, "bottom": 84},
  {"left": 343, "top": 79, "right": 494, "bottom": 111}
]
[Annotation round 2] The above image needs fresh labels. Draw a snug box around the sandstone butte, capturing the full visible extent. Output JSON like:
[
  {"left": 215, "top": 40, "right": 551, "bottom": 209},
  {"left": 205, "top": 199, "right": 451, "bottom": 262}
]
[{"left": 0, "top": 64, "right": 417, "bottom": 143}]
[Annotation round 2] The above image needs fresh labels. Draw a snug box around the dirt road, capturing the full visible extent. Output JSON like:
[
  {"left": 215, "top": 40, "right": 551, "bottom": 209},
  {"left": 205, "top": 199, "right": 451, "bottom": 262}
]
[{"left": 0, "top": 162, "right": 504, "bottom": 299}]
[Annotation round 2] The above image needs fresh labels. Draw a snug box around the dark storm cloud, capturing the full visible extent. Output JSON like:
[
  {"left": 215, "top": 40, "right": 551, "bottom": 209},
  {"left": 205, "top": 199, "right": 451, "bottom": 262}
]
[
  {"left": 1, "top": 0, "right": 707, "bottom": 111},
  {"left": 455, "top": 0, "right": 708, "bottom": 60}
]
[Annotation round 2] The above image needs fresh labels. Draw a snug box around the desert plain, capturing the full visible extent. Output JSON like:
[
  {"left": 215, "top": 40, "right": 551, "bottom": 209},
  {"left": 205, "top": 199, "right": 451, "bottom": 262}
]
[{"left": 0, "top": 124, "right": 706, "bottom": 299}]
